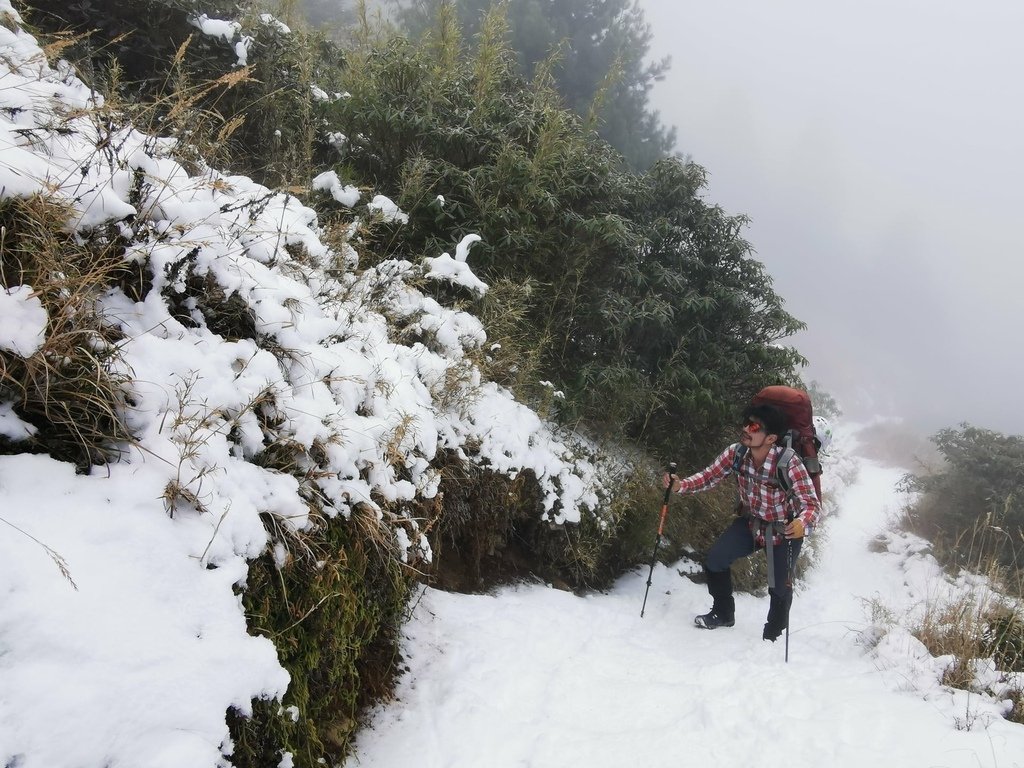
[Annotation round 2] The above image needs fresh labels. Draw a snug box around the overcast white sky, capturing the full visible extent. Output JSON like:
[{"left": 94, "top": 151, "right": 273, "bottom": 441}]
[{"left": 639, "top": 0, "right": 1024, "bottom": 435}]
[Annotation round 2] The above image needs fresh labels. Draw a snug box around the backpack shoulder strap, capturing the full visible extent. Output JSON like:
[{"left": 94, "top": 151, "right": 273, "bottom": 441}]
[
  {"left": 735, "top": 443, "right": 798, "bottom": 494},
  {"left": 775, "top": 446, "right": 795, "bottom": 495},
  {"left": 731, "top": 444, "right": 748, "bottom": 513},
  {"left": 731, "top": 444, "right": 748, "bottom": 475}
]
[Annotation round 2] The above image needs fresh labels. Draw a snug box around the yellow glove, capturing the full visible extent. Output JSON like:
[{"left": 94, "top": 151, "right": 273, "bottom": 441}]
[{"left": 784, "top": 518, "right": 805, "bottom": 539}]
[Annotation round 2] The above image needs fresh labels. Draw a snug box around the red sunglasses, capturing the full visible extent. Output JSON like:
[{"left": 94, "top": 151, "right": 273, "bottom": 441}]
[{"left": 742, "top": 420, "right": 764, "bottom": 433}]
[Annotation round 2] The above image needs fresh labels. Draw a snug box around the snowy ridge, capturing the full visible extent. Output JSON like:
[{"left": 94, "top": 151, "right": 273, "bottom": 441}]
[{"left": 0, "top": 4, "right": 609, "bottom": 766}]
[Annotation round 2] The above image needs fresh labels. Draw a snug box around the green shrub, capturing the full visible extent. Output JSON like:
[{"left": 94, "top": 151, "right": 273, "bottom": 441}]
[
  {"left": 326, "top": 12, "right": 804, "bottom": 464},
  {"left": 229, "top": 509, "right": 411, "bottom": 766},
  {"left": 984, "top": 610, "right": 1024, "bottom": 673},
  {"left": 28, "top": 0, "right": 806, "bottom": 469},
  {"left": 903, "top": 424, "right": 1024, "bottom": 578}
]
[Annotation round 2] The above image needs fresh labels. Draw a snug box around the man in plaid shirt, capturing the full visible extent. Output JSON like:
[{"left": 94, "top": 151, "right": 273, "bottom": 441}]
[{"left": 664, "top": 403, "right": 821, "bottom": 641}]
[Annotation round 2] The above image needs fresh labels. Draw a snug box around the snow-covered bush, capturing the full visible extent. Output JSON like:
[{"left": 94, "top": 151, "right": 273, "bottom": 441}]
[{"left": 0, "top": 4, "right": 611, "bottom": 766}]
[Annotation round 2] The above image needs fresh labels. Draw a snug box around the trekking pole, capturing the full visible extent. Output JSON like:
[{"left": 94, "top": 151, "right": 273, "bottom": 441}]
[
  {"left": 784, "top": 512, "right": 795, "bottom": 663},
  {"left": 641, "top": 461, "right": 677, "bottom": 618}
]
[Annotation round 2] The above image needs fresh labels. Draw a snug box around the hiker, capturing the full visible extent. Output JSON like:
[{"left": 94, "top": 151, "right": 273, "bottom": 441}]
[{"left": 663, "top": 403, "right": 821, "bottom": 641}]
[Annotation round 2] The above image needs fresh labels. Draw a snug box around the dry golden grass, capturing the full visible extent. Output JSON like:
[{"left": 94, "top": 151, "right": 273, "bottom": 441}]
[
  {"left": 906, "top": 517, "right": 1024, "bottom": 723},
  {"left": 0, "top": 195, "right": 133, "bottom": 468},
  {"left": 913, "top": 592, "right": 1024, "bottom": 722}
]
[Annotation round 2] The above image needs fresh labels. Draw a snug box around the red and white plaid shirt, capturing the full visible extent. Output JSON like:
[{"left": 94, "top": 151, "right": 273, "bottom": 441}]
[{"left": 676, "top": 444, "right": 821, "bottom": 534}]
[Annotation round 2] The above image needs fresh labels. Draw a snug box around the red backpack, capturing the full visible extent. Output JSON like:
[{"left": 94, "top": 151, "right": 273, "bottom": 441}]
[{"left": 741, "top": 385, "right": 823, "bottom": 501}]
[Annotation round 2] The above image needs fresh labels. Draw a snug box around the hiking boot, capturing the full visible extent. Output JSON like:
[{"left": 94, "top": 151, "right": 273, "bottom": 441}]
[
  {"left": 694, "top": 611, "right": 735, "bottom": 630},
  {"left": 763, "top": 589, "right": 791, "bottom": 642},
  {"left": 762, "top": 622, "right": 785, "bottom": 642}
]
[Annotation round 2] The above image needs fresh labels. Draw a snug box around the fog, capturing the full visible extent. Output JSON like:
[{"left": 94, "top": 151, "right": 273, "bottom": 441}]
[{"left": 639, "top": 0, "right": 1024, "bottom": 435}]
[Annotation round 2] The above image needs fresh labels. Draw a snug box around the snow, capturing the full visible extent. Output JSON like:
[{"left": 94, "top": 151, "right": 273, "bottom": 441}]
[
  {"left": 0, "top": 3, "right": 1021, "bottom": 767},
  {"left": 258, "top": 13, "right": 291, "bottom": 35},
  {"left": 0, "top": 285, "right": 47, "bottom": 356},
  {"left": 0, "top": 402, "right": 36, "bottom": 440},
  {"left": 0, "top": 454, "right": 288, "bottom": 767},
  {"left": 348, "top": 430, "right": 1024, "bottom": 768},
  {"left": 367, "top": 194, "right": 409, "bottom": 224},
  {"left": 312, "top": 170, "right": 361, "bottom": 206},
  {"left": 423, "top": 235, "right": 488, "bottom": 296},
  {"left": 189, "top": 13, "right": 250, "bottom": 66}
]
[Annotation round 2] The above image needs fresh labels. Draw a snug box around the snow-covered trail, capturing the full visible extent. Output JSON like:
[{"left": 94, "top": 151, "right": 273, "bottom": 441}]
[{"left": 347, "top": 458, "right": 1024, "bottom": 768}]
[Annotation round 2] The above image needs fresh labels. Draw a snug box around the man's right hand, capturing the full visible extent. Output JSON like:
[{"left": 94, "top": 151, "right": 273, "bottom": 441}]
[
  {"left": 662, "top": 473, "right": 680, "bottom": 493},
  {"left": 784, "top": 518, "right": 805, "bottom": 539}
]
